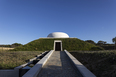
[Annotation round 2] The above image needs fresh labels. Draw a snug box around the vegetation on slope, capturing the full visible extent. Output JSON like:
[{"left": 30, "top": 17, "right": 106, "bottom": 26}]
[
  {"left": 12, "top": 38, "right": 103, "bottom": 51},
  {"left": 70, "top": 50, "right": 116, "bottom": 77},
  {"left": 0, "top": 43, "right": 22, "bottom": 48},
  {"left": 0, "top": 51, "right": 42, "bottom": 69}
]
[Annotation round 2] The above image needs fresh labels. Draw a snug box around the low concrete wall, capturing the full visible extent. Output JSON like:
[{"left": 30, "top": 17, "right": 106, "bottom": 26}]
[
  {"left": 64, "top": 50, "right": 96, "bottom": 77},
  {"left": 0, "top": 51, "right": 48, "bottom": 77},
  {"left": 0, "top": 69, "right": 17, "bottom": 77},
  {"left": 22, "top": 50, "right": 54, "bottom": 77},
  {"left": 0, "top": 61, "right": 33, "bottom": 77},
  {"left": 29, "top": 51, "right": 48, "bottom": 61}
]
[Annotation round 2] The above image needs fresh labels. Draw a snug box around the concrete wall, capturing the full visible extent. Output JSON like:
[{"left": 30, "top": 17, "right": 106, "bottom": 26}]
[
  {"left": 0, "top": 69, "right": 17, "bottom": 77},
  {"left": 54, "top": 40, "right": 62, "bottom": 51},
  {"left": 64, "top": 50, "right": 96, "bottom": 77},
  {"left": 0, "top": 65, "right": 24, "bottom": 77},
  {"left": 22, "top": 50, "right": 54, "bottom": 77}
]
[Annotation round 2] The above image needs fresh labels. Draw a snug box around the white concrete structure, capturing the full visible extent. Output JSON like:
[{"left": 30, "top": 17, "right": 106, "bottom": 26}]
[
  {"left": 22, "top": 50, "right": 54, "bottom": 77},
  {"left": 64, "top": 50, "right": 96, "bottom": 77},
  {"left": 47, "top": 32, "right": 69, "bottom": 38},
  {"left": 54, "top": 40, "right": 62, "bottom": 51}
]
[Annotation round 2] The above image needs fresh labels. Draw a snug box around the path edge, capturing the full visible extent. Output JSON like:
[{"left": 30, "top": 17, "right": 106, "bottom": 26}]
[
  {"left": 22, "top": 50, "right": 54, "bottom": 77},
  {"left": 64, "top": 50, "right": 96, "bottom": 77}
]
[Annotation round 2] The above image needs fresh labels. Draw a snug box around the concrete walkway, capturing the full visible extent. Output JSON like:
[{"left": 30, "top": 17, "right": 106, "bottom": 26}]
[{"left": 37, "top": 51, "right": 82, "bottom": 77}]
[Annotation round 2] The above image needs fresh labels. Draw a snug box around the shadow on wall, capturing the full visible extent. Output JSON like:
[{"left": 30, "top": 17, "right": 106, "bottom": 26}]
[{"left": 60, "top": 51, "right": 83, "bottom": 77}]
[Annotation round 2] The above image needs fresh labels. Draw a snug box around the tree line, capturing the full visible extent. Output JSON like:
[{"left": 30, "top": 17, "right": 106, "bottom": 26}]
[
  {"left": 85, "top": 37, "right": 116, "bottom": 50},
  {"left": 0, "top": 43, "right": 22, "bottom": 48}
]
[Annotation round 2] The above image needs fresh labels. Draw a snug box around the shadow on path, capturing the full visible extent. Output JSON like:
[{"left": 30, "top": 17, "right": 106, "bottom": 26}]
[{"left": 37, "top": 51, "right": 83, "bottom": 77}]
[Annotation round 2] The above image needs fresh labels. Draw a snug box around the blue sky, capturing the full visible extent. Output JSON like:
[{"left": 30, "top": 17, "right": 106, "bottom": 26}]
[{"left": 0, "top": 0, "right": 116, "bottom": 45}]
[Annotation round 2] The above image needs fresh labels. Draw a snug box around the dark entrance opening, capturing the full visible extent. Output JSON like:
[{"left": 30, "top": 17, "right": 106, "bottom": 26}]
[{"left": 55, "top": 42, "right": 61, "bottom": 51}]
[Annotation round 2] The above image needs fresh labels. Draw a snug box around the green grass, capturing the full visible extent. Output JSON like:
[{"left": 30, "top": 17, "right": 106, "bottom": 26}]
[
  {"left": 12, "top": 38, "right": 103, "bottom": 51},
  {"left": 70, "top": 50, "right": 116, "bottom": 77},
  {"left": 0, "top": 51, "right": 43, "bottom": 69}
]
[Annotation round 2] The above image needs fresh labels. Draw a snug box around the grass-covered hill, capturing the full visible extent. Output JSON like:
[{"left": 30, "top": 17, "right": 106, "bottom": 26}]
[{"left": 12, "top": 38, "right": 103, "bottom": 51}]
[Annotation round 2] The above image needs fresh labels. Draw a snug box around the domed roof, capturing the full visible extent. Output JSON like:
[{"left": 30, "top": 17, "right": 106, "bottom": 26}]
[{"left": 47, "top": 32, "right": 69, "bottom": 38}]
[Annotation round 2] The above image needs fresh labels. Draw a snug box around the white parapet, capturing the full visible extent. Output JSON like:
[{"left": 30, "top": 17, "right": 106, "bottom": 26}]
[
  {"left": 64, "top": 50, "right": 96, "bottom": 77},
  {"left": 22, "top": 50, "right": 54, "bottom": 77}
]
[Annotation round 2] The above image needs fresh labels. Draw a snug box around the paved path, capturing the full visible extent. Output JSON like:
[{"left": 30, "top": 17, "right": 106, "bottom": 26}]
[{"left": 37, "top": 51, "right": 82, "bottom": 77}]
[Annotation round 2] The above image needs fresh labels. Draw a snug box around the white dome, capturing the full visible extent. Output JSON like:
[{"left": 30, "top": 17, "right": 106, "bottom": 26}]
[{"left": 47, "top": 32, "right": 69, "bottom": 38}]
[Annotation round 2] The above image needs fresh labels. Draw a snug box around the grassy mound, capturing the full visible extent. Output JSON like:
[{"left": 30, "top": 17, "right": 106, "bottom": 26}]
[{"left": 12, "top": 38, "right": 103, "bottom": 51}]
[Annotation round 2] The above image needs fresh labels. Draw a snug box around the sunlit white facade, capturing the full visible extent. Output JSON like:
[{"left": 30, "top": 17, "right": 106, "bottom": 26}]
[{"left": 47, "top": 32, "right": 69, "bottom": 38}]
